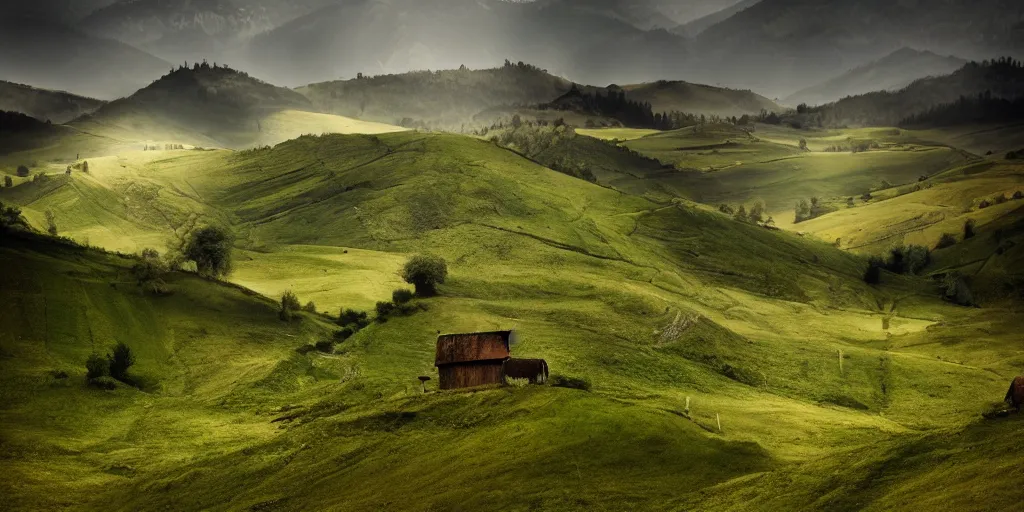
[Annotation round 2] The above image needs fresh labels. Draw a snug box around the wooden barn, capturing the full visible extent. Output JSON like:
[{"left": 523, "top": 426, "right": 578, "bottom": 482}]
[
  {"left": 502, "top": 358, "right": 549, "bottom": 384},
  {"left": 435, "top": 331, "right": 512, "bottom": 390}
]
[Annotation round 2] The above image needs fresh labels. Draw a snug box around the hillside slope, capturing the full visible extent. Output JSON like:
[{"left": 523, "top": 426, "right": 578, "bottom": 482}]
[
  {"left": 0, "top": 81, "right": 106, "bottom": 124},
  {"left": 2, "top": 129, "right": 1023, "bottom": 510},
  {"left": 618, "top": 80, "right": 782, "bottom": 116},
  {"left": 67, "top": 64, "right": 402, "bottom": 148},
  {"left": 297, "top": 64, "right": 573, "bottom": 129},
  {"left": 672, "top": 0, "right": 760, "bottom": 37},
  {"left": 785, "top": 48, "right": 968, "bottom": 107}
]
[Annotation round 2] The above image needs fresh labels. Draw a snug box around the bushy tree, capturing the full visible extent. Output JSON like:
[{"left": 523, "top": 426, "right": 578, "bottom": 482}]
[
  {"left": 280, "top": 290, "right": 301, "bottom": 321},
  {"left": 748, "top": 202, "right": 765, "bottom": 224},
  {"left": 302, "top": 301, "right": 317, "bottom": 313},
  {"left": 392, "top": 288, "right": 415, "bottom": 305},
  {"left": 733, "top": 205, "right": 748, "bottom": 223},
  {"left": 943, "top": 273, "right": 976, "bottom": 307},
  {"left": 338, "top": 308, "right": 369, "bottom": 328},
  {"left": 936, "top": 233, "right": 957, "bottom": 249},
  {"left": 401, "top": 255, "right": 448, "bottom": 296},
  {"left": 44, "top": 210, "right": 57, "bottom": 236},
  {"left": 375, "top": 301, "right": 396, "bottom": 320},
  {"left": 131, "top": 248, "right": 169, "bottom": 294},
  {"left": 86, "top": 353, "right": 109, "bottom": 380},
  {"left": 16, "top": 165, "right": 29, "bottom": 177},
  {"left": 108, "top": 342, "right": 136, "bottom": 381},
  {"left": 798, "top": 138, "right": 808, "bottom": 151},
  {"left": 864, "top": 256, "right": 885, "bottom": 284},
  {"left": 964, "top": 219, "right": 977, "bottom": 239},
  {"left": 184, "top": 226, "right": 233, "bottom": 277}
]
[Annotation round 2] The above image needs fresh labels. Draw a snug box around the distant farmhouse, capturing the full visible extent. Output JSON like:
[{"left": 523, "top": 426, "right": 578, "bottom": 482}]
[{"left": 434, "top": 330, "right": 548, "bottom": 390}]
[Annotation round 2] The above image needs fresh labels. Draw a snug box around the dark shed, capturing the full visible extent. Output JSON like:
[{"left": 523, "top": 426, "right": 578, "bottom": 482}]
[
  {"left": 435, "top": 331, "right": 512, "bottom": 390},
  {"left": 502, "top": 358, "right": 549, "bottom": 384}
]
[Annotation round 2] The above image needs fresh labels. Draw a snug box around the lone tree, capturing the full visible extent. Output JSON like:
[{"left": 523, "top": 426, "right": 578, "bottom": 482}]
[
  {"left": 108, "top": 342, "right": 136, "bottom": 382},
  {"left": 401, "top": 254, "right": 448, "bottom": 296},
  {"left": 280, "top": 290, "right": 301, "bottom": 321},
  {"left": 184, "top": 226, "right": 233, "bottom": 277},
  {"left": 16, "top": 165, "right": 29, "bottom": 177},
  {"left": 44, "top": 210, "right": 57, "bottom": 236}
]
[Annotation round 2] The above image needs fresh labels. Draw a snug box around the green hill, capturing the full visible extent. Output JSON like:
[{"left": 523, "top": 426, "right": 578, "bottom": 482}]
[
  {"left": 616, "top": 80, "right": 782, "bottom": 117},
  {"left": 2, "top": 127, "right": 1023, "bottom": 510},
  {"left": 297, "top": 63, "right": 574, "bottom": 130},
  {"left": 0, "top": 80, "right": 106, "bottom": 124}
]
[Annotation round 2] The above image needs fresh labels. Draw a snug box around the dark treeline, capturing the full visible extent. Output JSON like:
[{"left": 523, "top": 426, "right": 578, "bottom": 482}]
[
  {"left": 542, "top": 85, "right": 761, "bottom": 130},
  {"left": 901, "top": 92, "right": 1024, "bottom": 126},
  {"left": 797, "top": 57, "right": 1024, "bottom": 128}
]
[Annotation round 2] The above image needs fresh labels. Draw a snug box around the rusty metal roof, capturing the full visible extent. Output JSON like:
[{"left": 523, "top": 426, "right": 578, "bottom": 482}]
[{"left": 435, "top": 331, "right": 512, "bottom": 366}]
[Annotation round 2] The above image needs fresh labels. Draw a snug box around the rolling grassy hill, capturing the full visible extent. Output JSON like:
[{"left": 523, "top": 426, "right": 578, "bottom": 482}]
[
  {"left": 2, "top": 124, "right": 1023, "bottom": 510},
  {"left": 0, "top": 81, "right": 106, "bottom": 124},
  {"left": 615, "top": 80, "right": 782, "bottom": 117},
  {"left": 62, "top": 65, "right": 406, "bottom": 150}
]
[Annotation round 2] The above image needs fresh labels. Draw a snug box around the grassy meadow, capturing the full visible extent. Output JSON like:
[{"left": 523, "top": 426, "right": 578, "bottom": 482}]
[{"left": 1, "top": 117, "right": 1023, "bottom": 511}]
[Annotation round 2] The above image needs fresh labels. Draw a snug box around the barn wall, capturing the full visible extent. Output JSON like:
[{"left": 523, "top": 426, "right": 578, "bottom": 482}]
[{"left": 438, "top": 362, "right": 504, "bottom": 390}]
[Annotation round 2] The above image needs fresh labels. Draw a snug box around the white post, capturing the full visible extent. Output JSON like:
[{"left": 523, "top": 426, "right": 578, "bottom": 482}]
[
  {"left": 839, "top": 349, "right": 844, "bottom": 375},
  {"left": 716, "top": 413, "right": 721, "bottom": 433}
]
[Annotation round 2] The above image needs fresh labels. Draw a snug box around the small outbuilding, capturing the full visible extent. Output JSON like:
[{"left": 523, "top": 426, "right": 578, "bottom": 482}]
[
  {"left": 502, "top": 358, "right": 549, "bottom": 384},
  {"left": 435, "top": 331, "right": 512, "bottom": 390}
]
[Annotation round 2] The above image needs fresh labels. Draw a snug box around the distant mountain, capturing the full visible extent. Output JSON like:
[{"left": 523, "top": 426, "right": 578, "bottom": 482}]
[
  {"left": 297, "top": 63, "right": 574, "bottom": 129},
  {"left": 0, "top": 81, "right": 106, "bottom": 124},
  {"left": 0, "top": 0, "right": 119, "bottom": 23},
  {"left": 0, "top": 16, "right": 170, "bottom": 100},
  {"left": 78, "top": 0, "right": 336, "bottom": 63},
  {"left": 809, "top": 58, "right": 1024, "bottom": 127},
  {"left": 784, "top": 48, "right": 968, "bottom": 106},
  {"left": 689, "top": 0, "right": 1024, "bottom": 98},
  {"left": 671, "top": 0, "right": 759, "bottom": 38},
  {"left": 72, "top": 64, "right": 313, "bottom": 147},
  {"left": 616, "top": 80, "right": 781, "bottom": 116},
  {"left": 245, "top": 0, "right": 689, "bottom": 88}
]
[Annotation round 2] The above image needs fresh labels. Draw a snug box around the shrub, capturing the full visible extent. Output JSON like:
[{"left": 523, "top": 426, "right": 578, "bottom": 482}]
[
  {"left": 1013, "top": 191, "right": 1023, "bottom": 200},
  {"left": 131, "top": 249, "right": 168, "bottom": 294},
  {"left": 184, "top": 226, "right": 233, "bottom": 277},
  {"left": 334, "top": 327, "right": 355, "bottom": 341},
  {"left": 505, "top": 377, "right": 529, "bottom": 388},
  {"left": 964, "top": 219, "right": 977, "bottom": 239},
  {"left": 302, "top": 301, "right": 317, "bottom": 313},
  {"left": 3, "top": 176, "right": 11, "bottom": 188},
  {"left": 994, "top": 193, "right": 1008, "bottom": 205},
  {"left": 89, "top": 376, "right": 119, "bottom": 390},
  {"left": 886, "top": 245, "right": 929, "bottom": 275},
  {"left": 108, "top": 342, "right": 135, "bottom": 382},
  {"left": 86, "top": 353, "right": 109, "bottom": 380},
  {"left": 401, "top": 254, "right": 448, "bottom": 296},
  {"left": 280, "top": 290, "right": 301, "bottom": 321},
  {"left": 550, "top": 374, "right": 591, "bottom": 391},
  {"left": 864, "top": 256, "right": 885, "bottom": 284},
  {"left": 392, "top": 288, "right": 415, "bottom": 305},
  {"left": 942, "top": 273, "right": 976, "bottom": 307},
  {"left": 375, "top": 301, "right": 396, "bottom": 320},
  {"left": 16, "top": 165, "right": 29, "bottom": 177},
  {"left": 935, "top": 233, "right": 957, "bottom": 249},
  {"left": 315, "top": 340, "right": 335, "bottom": 353},
  {"left": 798, "top": 138, "right": 808, "bottom": 151},
  {"left": 338, "top": 309, "right": 369, "bottom": 328}
]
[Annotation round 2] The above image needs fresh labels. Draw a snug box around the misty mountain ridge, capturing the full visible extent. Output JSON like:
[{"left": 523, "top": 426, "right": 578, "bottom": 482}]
[
  {"left": 0, "top": 81, "right": 107, "bottom": 124},
  {"left": 0, "top": 15, "right": 170, "bottom": 100},
  {"left": 784, "top": 48, "right": 969, "bottom": 107},
  {"left": 689, "top": 0, "right": 1024, "bottom": 97},
  {"left": 671, "top": 0, "right": 759, "bottom": 38},
  {"left": 806, "top": 57, "right": 1024, "bottom": 127}
]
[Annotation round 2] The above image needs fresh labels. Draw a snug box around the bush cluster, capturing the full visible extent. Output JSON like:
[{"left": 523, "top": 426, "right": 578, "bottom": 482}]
[
  {"left": 549, "top": 374, "right": 591, "bottom": 391},
  {"left": 280, "top": 290, "right": 302, "bottom": 321},
  {"left": 85, "top": 342, "right": 136, "bottom": 388}
]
